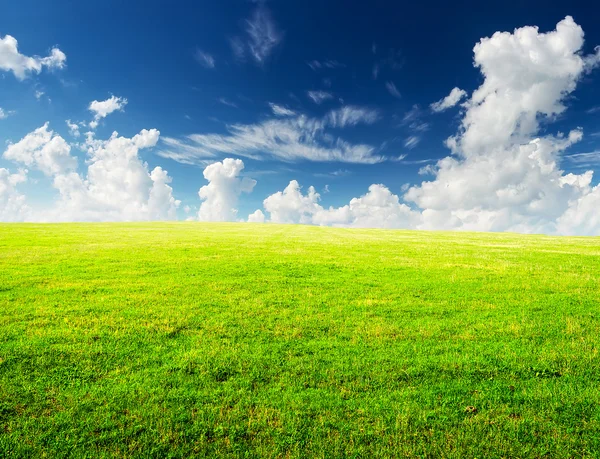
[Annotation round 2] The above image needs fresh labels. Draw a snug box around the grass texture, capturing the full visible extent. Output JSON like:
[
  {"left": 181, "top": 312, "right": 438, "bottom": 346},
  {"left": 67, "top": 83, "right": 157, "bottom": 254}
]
[{"left": 1, "top": 223, "right": 599, "bottom": 458}]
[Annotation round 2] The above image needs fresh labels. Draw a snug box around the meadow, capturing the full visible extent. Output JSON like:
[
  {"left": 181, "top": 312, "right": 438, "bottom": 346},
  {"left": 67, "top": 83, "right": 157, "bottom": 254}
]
[{"left": 0, "top": 223, "right": 599, "bottom": 458}]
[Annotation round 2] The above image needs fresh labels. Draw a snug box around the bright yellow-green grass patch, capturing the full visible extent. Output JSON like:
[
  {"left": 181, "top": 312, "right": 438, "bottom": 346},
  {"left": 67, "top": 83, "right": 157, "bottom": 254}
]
[{"left": 1, "top": 223, "right": 599, "bottom": 458}]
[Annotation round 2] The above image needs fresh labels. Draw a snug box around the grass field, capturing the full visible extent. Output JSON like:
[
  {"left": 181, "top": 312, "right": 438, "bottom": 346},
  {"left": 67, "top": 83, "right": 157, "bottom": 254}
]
[{"left": 1, "top": 223, "right": 599, "bottom": 458}]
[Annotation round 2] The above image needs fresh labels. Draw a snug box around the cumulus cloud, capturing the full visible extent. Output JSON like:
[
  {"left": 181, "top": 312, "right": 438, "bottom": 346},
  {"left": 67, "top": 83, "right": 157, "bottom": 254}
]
[
  {"left": 197, "top": 158, "right": 256, "bottom": 222},
  {"left": 307, "top": 90, "right": 333, "bottom": 104},
  {"left": 249, "top": 17, "right": 600, "bottom": 236},
  {"left": 0, "top": 34, "right": 66, "bottom": 80},
  {"left": 4, "top": 123, "right": 77, "bottom": 176},
  {"left": 406, "top": 16, "right": 600, "bottom": 234},
  {"left": 66, "top": 120, "right": 81, "bottom": 138},
  {"left": 261, "top": 180, "right": 420, "bottom": 228},
  {"left": 1, "top": 125, "right": 180, "bottom": 222},
  {"left": 430, "top": 87, "right": 467, "bottom": 112},
  {"left": 88, "top": 96, "right": 128, "bottom": 129},
  {"left": 247, "top": 209, "right": 265, "bottom": 223},
  {"left": 269, "top": 103, "right": 296, "bottom": 117},
  {"left": 158, "top": 107, "right": 385, "bottom": 165},
  {"left": 0, "top": 168, "right": 29, "bottom": 221}
]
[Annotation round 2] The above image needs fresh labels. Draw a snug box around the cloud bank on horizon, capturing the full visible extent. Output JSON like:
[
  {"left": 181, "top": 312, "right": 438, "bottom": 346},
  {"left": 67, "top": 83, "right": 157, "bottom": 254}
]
[{"left": 1, "top": 13, "right": 600, "bottom": 235}]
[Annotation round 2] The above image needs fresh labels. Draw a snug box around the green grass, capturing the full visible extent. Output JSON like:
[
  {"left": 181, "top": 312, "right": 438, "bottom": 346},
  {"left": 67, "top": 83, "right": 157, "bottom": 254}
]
[{"left": 1, "top": 223, "right": 600, "bottom": 458}]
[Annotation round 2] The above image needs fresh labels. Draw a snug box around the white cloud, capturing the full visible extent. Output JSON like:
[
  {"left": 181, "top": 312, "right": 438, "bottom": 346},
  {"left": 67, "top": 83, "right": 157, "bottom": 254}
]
[
  {"left": 263, "top": 180, "right": 322, "bottom": 224},
  {"left": 307, "top": 60, "right": 345, "bottom": 71},
  {"left": 4, "top": 123, "right": 77, "bottom": 176},
  {"left": 269, "top": 103, "right": 296, "bottom": 117},
  {"left": 66, "top": 120, "right": 81, "bottom": 138},
  {"left": 218, "top": 98, "right": 238, "bottom": 108},
  {"left": 307, "top": 90, "right": 333, "bottom": 104},
  {"left": 198, "top": 158, "right": 256, "bottom": 222},
  {"left": 406, "top": 16, "right": 600, "bottom": 234},
  {"left": 35, "top": 90, "right": 45, "bottom": 100},
  {"left": 247, "top": 209, "right": 265, "bottom": 223},
  {"left": 404, "top": 136, "right": 420, "bottom": 149},
  {"left": 385, "top": 81, "right": 401, "bottom": 98},
  {"left": 158, "top": 107, "right": 384, "bottom": 165},
  {"left": 195, "top": 49, "right": 215, "bottom": 68},
  {"left": 261, "top": 180, "right": 420, "bottom": 228},
  {"left": 232, "top": 5, "right": 283, "bottom": 64},
  {"left": 430, "top": 87, "right": 467, "bottom": 112},
  {"left": 372, "top": 64, "right": 380, "bottom": 80},
  {"left": 0, "top": 34, "right": 66, "bottom": 80},
  {"left": 563, "top": 151, "right": 600, "bottom": 168},
  {"left": 252, "top": 16, "right": 600, "bottom": 236},
  {"left": 1, "top": 125, "right": 180, "bottom": 222},
  {"left": 326, "top": 106, "right": 380, "bottom": 128},
  {"left": 0, "top": 168, "right": 28, "bottom": 221},
  {"left": 0, "top": 108, "right": 14, "bottom": 119},
  {"left": 88, "top": 96, "right": 128, "bottom": 128}
]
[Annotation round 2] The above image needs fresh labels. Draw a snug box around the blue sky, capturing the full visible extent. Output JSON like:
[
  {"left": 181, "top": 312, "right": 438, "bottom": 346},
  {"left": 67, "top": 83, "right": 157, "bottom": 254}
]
[{"left": 1, "top": 1, "right": 600, "bottom": 233}]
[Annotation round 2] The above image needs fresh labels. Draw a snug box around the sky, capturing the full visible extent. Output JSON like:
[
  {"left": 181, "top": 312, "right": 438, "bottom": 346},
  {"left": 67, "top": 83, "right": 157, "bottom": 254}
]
[{"left": 1, "top": 0, "right": 600, "bottom": 234}]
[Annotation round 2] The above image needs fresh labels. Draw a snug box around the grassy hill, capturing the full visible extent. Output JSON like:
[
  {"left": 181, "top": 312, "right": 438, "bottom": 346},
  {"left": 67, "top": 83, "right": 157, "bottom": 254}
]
[{"left": 1, "top": 223, "right": 599, "bottom": 458}]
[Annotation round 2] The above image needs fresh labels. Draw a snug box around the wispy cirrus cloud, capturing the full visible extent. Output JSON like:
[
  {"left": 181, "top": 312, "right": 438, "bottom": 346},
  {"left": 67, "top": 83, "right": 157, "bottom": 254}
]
[
  {"left": 371, "top": 48, "right": 404, "bottom": 80},
  {"left": 218, "top": 98, "right": 238, "bottom": 108},
  {"left": 194, "top": 49, "right": 215, "bottom": 68},
  {"left": 307, "top": 90, "right": 334, "bottom": 104},
  {"left": 563, "top": 151, "right": 600, "bottom": 168},
  {"left": 307, "top": 60, "right": 345, "bottom": 71},
  {"left": 230, "top": 4, "right": 283, "bottom": 65},
  {"left": 158, "top": 106, "right": 385, "bottom": 165},
  {"left": 326, "top": 106, "right": 380, "bottom": 128},
  {"left": 404, "top": 136, "right": 420, "bottom": 149},
  {"left": 269, "top": 102, "right": 296, "bottom": 117},
  {"left": 385, "top": 81, "right": 401, "bottom": 98}
]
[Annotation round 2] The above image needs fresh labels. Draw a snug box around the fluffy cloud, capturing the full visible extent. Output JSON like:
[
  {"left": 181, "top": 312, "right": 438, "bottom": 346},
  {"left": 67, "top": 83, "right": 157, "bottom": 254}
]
[
  {"left": 263, "top": 180, "right": 322, "bottom": 224},
  {"left": 66, "top": 120, "right": 82, "bottom": 138},
  {"left": 0, "top": 108, "right": 15, "bottom": 119},
  {"left": 406, "top": 16, "right": 600, "bottom": 234},
  {"left": 247, "top": 209, "right": 265, "bottom": 223},
  {"left": 261, "top": 180, "right": 420, "bottom": 228},
  {"left": 198, "top": 158, "right": 256, "bottom": 222},
  {"left": 0, "top": 168, "right": 28, "bottom": 221},
  {"left": 4, "top": 123, "right": 77, "bottom": 176},
  {"left": 158, "top": 107, "right": 385, "bottom": 165},
  {"left": 0, "top": 34, "right": 66, "bottom": 80},
  {"left": 88, "top": 96, "right": 128, "bottom": 129},
  {"left": 430, "top": 87, "right": 467, "bottom": 112},
  {"left": 251, "top": 17, "right": 600, "bottom": 236},
  {"left": 1, "top": 125, "right": 180, "bottom": 222}
]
